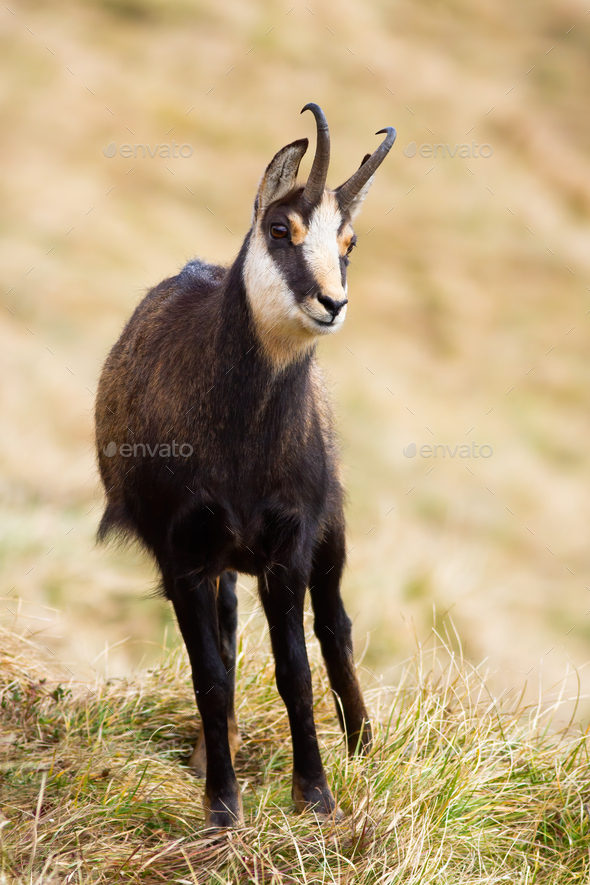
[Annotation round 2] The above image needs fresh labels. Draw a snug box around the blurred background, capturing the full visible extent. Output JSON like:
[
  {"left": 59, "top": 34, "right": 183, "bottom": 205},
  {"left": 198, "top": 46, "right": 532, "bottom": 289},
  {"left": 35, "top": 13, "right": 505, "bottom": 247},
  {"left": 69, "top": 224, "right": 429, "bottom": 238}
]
[{"left": 2, "top": 0, "right": 590, "bottom": 720}]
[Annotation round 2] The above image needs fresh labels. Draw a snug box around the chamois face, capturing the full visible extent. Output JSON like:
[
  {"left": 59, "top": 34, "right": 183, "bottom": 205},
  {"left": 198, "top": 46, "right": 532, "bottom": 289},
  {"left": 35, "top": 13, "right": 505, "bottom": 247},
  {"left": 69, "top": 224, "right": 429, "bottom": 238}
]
[
  {"left": 263, "top": 189, "right": 356, "bottom": 330},
  {"left": 244, "top": 141, "right": 364, "bottom": 367},
  {"left": 246, "top": 188, "right": 355, "bottom": 345},
  {"left": 243, "top": 111, "right": 395, "bottom": 367}
]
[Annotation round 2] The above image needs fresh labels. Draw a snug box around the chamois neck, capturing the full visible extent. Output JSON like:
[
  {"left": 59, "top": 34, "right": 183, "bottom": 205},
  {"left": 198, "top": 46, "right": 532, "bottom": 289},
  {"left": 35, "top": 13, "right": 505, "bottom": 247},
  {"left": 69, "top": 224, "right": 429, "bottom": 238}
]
[{"left": 215, "top": 242, "right": 316, "bottom": 388}]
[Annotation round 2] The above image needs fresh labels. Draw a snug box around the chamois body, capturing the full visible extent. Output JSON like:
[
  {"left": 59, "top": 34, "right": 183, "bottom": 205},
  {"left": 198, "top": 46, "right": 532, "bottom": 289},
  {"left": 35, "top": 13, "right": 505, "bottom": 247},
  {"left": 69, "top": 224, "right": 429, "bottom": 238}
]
[
  {"left": 95, "top": 105, "right": 395, "bottom": 828},
  {"left": 96, "top": 249, "right": 342, "bottom": 578}
]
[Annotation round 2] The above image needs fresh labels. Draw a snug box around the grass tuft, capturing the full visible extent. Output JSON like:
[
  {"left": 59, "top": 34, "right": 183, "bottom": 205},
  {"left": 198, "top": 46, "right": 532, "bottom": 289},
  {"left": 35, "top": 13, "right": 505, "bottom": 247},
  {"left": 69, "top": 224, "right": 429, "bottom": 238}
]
[{"left": 1, "top": 622, "right": 589, "bottom": 883}]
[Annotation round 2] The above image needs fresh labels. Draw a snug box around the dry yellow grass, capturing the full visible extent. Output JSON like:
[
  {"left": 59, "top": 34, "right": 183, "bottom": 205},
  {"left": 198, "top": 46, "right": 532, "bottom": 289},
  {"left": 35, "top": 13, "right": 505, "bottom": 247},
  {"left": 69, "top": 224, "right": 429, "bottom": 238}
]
[
  {"left": 1, "top": 620, "right": 590, "bottom": 883},
  {"left": 1, "top": 0, "right": 590, "bottom": 731}
]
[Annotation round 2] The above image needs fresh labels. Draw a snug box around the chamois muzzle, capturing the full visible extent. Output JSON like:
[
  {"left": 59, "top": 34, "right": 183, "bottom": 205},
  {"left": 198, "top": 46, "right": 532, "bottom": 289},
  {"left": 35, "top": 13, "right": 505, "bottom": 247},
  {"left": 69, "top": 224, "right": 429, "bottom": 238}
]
[
  {"left": 317, "top": 294, "right": 348, "bottom": 321},
  {"left": 336, "top": 127, "right": 397, "bottom": 212},
  {"left": 300, "top": 103, "right": 330, "bottom": 205}
]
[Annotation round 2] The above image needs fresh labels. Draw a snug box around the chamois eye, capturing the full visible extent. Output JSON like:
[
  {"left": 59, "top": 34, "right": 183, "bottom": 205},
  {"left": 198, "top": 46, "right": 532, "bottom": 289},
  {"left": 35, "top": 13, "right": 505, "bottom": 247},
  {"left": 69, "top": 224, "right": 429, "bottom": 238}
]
[
  {"left": 270, "top": 223, "right": 289, "bottom": 239},
  {"left": 346, "top": 240, "right": 356, "bottom": 256}
]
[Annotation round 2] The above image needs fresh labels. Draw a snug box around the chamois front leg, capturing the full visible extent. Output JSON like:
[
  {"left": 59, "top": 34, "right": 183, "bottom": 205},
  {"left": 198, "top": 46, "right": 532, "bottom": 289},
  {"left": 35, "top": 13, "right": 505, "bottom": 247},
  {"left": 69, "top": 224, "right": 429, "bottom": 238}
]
[
  {"left": 309, "top": 525, "right": 372, "bottom": 756},
  {"left": 258, "top": 569, "right": 341, "bottom": 819},
  {"left": 169, "top": 571, "right": 243, "bottom": 830},
  {"left": 189, "top": 570, "right": 241, "bottom": 777}
]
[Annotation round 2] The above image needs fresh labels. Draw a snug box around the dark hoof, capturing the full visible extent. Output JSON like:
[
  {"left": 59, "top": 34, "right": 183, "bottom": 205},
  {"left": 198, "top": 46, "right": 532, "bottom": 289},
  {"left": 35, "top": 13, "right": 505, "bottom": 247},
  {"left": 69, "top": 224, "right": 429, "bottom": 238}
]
[
  {"left": 203, "top": 789, "right": 244, "bottom": 830},
  {"left": 292, "top": 775, "right": 342, "bottom": 819}
]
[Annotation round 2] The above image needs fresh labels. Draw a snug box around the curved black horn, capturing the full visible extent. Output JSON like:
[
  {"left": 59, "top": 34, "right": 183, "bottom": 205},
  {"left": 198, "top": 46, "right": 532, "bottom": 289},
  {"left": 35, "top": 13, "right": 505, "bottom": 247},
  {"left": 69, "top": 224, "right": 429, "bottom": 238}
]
[
  {"left": 300, "top": 103, "right": 330, "bottom": 204},
  {"left": 337, "top": 127, "right": 396, "bottom": 211}
]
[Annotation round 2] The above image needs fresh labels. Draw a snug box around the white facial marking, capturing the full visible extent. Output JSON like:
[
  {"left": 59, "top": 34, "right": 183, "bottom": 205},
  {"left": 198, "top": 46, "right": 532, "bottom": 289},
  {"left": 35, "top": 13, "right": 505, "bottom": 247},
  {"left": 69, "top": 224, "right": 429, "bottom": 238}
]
[
  {"left": 244, "top": 227, "right": 317, "bottom": 368},
  {"left": 302, "top": 191, "right": 347, "bottom": 311},
  {"left": 244, "top": 190, "right": 349, "bottom": 368}
]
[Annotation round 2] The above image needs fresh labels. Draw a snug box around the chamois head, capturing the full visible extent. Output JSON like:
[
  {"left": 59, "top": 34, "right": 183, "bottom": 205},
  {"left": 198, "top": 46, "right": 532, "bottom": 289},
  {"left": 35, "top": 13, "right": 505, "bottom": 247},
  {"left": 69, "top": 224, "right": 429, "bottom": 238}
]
[{"left": 244, "top": 103, "right": 396, "bottom": 366}]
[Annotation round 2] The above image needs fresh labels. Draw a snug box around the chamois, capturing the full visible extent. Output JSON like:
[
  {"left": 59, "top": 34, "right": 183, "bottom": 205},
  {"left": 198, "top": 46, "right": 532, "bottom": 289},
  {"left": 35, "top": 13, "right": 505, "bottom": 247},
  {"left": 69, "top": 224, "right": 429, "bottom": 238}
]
[{"left": 95, "top": 104, "right": 395, "bottom": 829}]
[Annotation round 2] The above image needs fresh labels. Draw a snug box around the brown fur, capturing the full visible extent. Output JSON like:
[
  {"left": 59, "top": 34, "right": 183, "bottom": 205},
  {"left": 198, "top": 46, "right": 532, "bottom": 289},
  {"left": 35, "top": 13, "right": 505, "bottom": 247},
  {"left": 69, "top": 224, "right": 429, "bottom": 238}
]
[{"left": 287, "top": 211, "right": 308, "bottom": 245}]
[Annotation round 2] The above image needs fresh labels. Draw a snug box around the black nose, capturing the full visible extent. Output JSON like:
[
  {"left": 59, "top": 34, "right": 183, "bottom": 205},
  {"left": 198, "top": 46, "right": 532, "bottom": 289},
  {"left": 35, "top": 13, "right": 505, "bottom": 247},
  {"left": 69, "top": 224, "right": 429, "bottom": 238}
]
[{"left": 317, "top": 294, "right": 348, "bottom": 320}]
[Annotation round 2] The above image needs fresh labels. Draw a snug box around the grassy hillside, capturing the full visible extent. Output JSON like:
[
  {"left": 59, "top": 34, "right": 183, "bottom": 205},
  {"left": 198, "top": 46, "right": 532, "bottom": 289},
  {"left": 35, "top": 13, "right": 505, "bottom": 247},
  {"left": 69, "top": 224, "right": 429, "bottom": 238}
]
[
  {"left": 1, "top": 622, "right": 589, "bottom": 883},
  {"left": 1, "top": 0, "right": 590, "bottom": 719}
]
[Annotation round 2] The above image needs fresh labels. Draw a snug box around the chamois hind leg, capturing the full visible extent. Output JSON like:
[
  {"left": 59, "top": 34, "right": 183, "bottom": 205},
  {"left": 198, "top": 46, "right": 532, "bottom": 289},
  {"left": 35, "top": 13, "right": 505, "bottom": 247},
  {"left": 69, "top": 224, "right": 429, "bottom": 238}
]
[
  {"left": 258, "top": 569, "right": 340, "bottom": 818},
  {"left": 168, "top": 567, "right": 243, "bottom": 829},
  {"left": 309, "top": 525, "right": 372, "bottom": 756},
  {"left": 189, "top": 570, "right": 240, "bottom": 776}
]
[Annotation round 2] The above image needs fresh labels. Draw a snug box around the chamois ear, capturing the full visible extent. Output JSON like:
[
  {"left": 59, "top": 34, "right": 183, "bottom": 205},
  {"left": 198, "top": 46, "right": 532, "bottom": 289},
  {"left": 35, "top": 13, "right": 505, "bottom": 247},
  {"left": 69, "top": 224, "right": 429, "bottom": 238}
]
[
  {"left": 335, "top": 153, "right": 372, "bottom": 220},
  {"left": 253, "top": 138, "right": 309, "bottom": 219}
]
